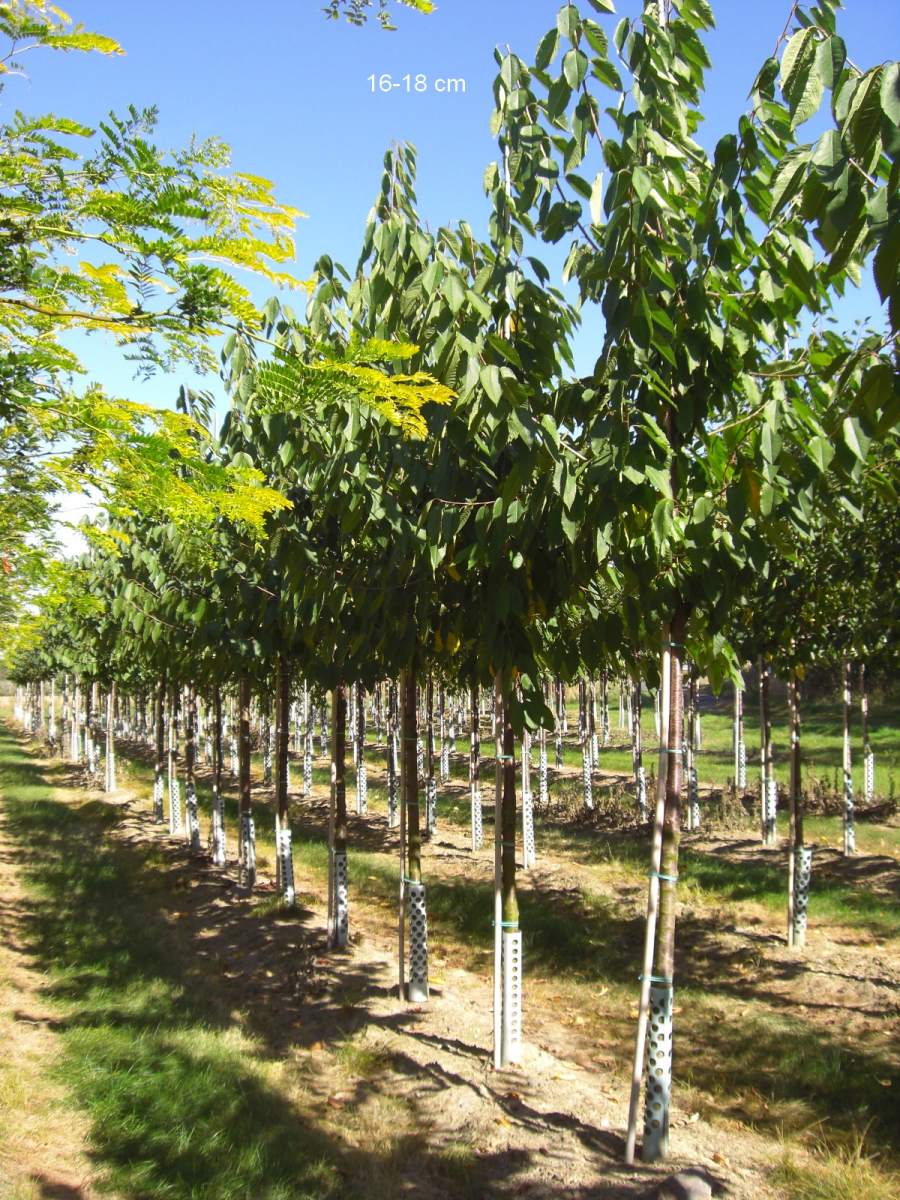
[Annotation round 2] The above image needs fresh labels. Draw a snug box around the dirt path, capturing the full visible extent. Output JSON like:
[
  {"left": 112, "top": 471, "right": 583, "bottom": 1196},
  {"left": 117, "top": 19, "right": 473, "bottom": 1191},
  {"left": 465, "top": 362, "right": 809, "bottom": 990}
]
[
  {"left": 0, "top": 776, "right": 100, "bottom": 1198},
  {"left": 5, "top": 725, "right": 897, "bottom": 1199},
  {"left": 101, "top": 744, "right": 790, "bottom": 1198}
]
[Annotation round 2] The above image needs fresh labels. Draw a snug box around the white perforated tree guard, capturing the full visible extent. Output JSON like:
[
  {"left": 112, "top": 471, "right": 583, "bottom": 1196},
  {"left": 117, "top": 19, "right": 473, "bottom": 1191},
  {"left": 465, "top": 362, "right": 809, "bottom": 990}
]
[
  {"left": 387, "top": 732, "right": 399, "bottom": 828},
  {"left": 407, "top": 882, "right": 429, "bottom": 1002},
  {"left": 239, "top": 811, "right": 256, "bottom": 888},
  {"left": 211, "top": 786, "right": 226, "bottom": 866},
  {"left": 356, "top": 757, "right": 368, "bottom": 815},
  {"left": 688, "top": 766, "right": 700, "bottom": 831},
  {"left": 843, "top": 770, "right": 856, "bottom": 854},
  {"left": 319, "top": 706, "right": 328, "bottom": 756},
  {"left": 277, "top": 823, "right": 295, "bottom": 906},
  {"left": 637, "top": 765, "right": 648, "bottom": 822},
  {"left": 440, "top": 737, "right": 450, "bottom": 782},
  {"left": 738, "top": 741, "right": 747, "bottom": 789},
  {"left": 538, "top": 733, "right": 548, "bottom": 806},
  {"left": 186, "top": 784, "right": 201, "bottom": 851},
  {"left": 523, "top": 788, "right": 536, "bottom": 869},
  {"left": 582, "top": 740, "right": 593, "bottom": 810},
  {"left": 864, "top": 750, "right": 875, "bottom": 803},
  {"left": 333, "top": 849, "right": 349, "bottom": 948},
  {"left": 764, "top": 777, "right": 777, "bottom": 843},
  {"left": 471, "top": 786, "right": 483, "bottom": 851},
  {"left": 792, "top": 846, "right": 813, "bottom": 946},
  {"left": 229, "top": 730, "right": 238, "bottom": 778},
  {"left": 501, "top": 930, "right": 523, "bottom": 1065},
  {"left": 555, "top": 727, "right": 563, "bottom": 769},
  {"left": 263, "top": 719, "right": 273, "bottom": 785},
  {"left": 104, "top": 745, "right": 116, "bottom": 793},
  {"left": 426, "top": 775, "right": 437, "bottom": 833},
  {"left": 169, "top": 776, "right": 183, "bottom": 836},
  {"left": 417, "top": 736, "right": 424, "bottom": 779},
  {"left": 642, "top": 983, "right": 674, "bottom": 1161},
  {"left": 153, "top": 769, "right": 165, "bottom": 823}
]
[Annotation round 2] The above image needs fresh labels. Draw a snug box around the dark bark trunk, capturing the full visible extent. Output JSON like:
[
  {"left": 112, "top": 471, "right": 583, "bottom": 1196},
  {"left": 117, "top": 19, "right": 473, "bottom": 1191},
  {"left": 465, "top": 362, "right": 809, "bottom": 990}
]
[
  {"left": 653, "top": 620, "right": 686, "bottom": 982},
  {"left": 238, "top": 676, "right": 252, "bottom": 817},
  {"left": 275, "top": 655, "right": 291, "bottom": 823},
  {"left": 402, "top": 669, "right": 421, "bottom": 882},
  {"left": 501, "top": 695, "right": 518, "bottom": 926},
  {"left": 333, "top": 682, "right": 347, "bottom": 855}
]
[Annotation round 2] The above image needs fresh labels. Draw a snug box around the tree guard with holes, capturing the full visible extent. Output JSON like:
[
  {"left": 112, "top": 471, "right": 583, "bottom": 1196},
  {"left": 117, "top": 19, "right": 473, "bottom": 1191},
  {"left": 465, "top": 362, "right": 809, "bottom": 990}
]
[
  {"left": 388, "top": 729, "right": 399, "bottom": 829},
  {"left": 501, "top": 930, "right": 523, "bottom": 1065},
  {"left": 581, "top": 736, "right": 593, "bottom": 810},
  {"left": 263, "top": 714, "right": 273, "bottom": 786},
  {"left": 211, "top": 786, "right": 226, "bottom": 866},
  {"left": 689, "top": 765, "right": 700, "bottom": 831},
  {"left": 538, "top": 728, "right": 548, "bottom": 806},
  {"left": 333, "top": 849, "right": 349, "bottom": 948},
  {"left": 277, "top": 820, "right": 296, "bottom": 906},
  {"left": 523, "top": 784, "right": 536, "bottom": 869},
  {"left": 642, "top": 982, "right": 674, "bottom": 1161},
  {"left": 426, "top": 774, "right": 437, "bottom": 834},
  {"left": 187, "top": 784, "right": 201, "bottom": 850},
  {"left": 765, "top": 777, "right": 777, "bottom": 842},
  {"left": 356, "top": 755, "right": 368, "bottom": 815},
  {"left": 791, "top": 846, "right": 813, "bottom": 946},
  {"left": 407, "top": 881, "right": 429, "bottom": 1002},
  {"left": 239, "top": 811, "right": 256, "bottom": 889},
  {"left": 169, "top": 776, "right": 182, "bottom": 836}
]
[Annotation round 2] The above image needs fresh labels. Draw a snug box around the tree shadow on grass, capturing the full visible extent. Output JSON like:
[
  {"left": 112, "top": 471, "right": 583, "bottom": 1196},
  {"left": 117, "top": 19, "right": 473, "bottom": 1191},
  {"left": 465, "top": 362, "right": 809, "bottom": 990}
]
[{"left": 2, "top": 726, "right": 651, "bottom": 1200}]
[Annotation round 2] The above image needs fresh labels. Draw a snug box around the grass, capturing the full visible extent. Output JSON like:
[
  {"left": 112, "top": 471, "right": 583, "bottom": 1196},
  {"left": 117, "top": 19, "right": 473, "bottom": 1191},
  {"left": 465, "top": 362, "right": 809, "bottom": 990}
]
[
  {"left": 0, "top": 723, "right": 500, "bottom": 1200},
  {"left": 8, "top": 713, "right": 898, "bottom": 1195},
  {"left": 773, "top": 1137, "right": 899, "bottom": 1200}
]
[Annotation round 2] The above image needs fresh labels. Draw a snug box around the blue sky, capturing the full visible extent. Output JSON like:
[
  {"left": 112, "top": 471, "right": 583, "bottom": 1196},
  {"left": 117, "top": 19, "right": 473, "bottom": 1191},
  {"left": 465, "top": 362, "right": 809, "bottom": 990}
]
[{"left": 11, "top": 0, "right": 897, "bottom": 407}]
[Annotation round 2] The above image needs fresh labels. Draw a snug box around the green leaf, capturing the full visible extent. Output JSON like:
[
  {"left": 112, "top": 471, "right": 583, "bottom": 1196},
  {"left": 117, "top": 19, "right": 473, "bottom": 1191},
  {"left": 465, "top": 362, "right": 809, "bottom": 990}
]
[
  {"left": 815, "top": 34, "right": 845, "bottom": 89},
  {"left": 535, "top": 27, "right": 560, "bottom": 71},
  {"left": 480, "top": 364, "right": 503, "bottom": 402},
  {"left": 563, "top": 48, "right": 589, "bottom": 88},
  {"left": 632, "top": 166, "right": 651, "bottom": 203},
  {"left": 651, "top": 498, "right": 674, "bottom": 550},
  {"left": 842, "top": 416, "right": 870, "bottom": 461},
  {"left": 590, "top": 171, "right": 604, "bottom": 225},
  {"left": 881, "top": 61, "right": 900, "bottom": 125},
  {"left": 556, "top": 3, "right": 580, "bottom": 39},
  {"left": 583, "top": 20, "right": 608, "bottom": 58},
  {"left": 586, "top": 0, "right": 616, "bottom": 13},
  {"left": 613, "top": 16, "right": 629, "bottom": 54},
  {"left": 445, "top": 273, "right": 466, "bottom": 314},
  {"left": 806, "top": 435, "right": 834, "bottom": 472},
  {"left": 779, "top": 28, "right": 816, "bottom": 95}
]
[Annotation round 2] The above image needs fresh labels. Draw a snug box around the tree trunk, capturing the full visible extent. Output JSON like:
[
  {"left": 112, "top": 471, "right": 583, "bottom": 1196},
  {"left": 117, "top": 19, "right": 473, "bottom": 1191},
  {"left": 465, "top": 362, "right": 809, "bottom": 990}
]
[
  {"left": 238, "top": 675, "right": 255, "bottom": 886},
  {"left": 787, "top": 672, "right": 811, "bottom": 947},
  {"left": 643, "top": 614, "right": 691, "bottom": 1156},
  {"left": 211, "top": 684, "right": 226, "bottom": 865},
  {"left": 185, "top": 684, "right": 201, "bottom": 850},
  {"left": 759, "top": 659, "right": 776, "bottom": 845},
  {"left": 329, "top": 682, "right": 349, "bottom": 947},
  {"left": 425, "top": 674, "right": 436, "bottom": 835},
  {"left": 167, "top": 685, "right": 182, "bottom": 835},
  {"left": 401, "top": 668, "right": 427, "bottom": 1000},
  {"left": 632, "top": 676, "right": 647, "bottom": 820},
  {"left": 842, "top": 656, "right": 855, "bottom": 854},
  {"left": 275, "top": 654, "right": 295, "bottom": 905},
  {"left": 495, "top": 684, "right": 522, "bottom": 1067},
  {"left": 860, "top": 663, "right": 874, "bottom": 803}
]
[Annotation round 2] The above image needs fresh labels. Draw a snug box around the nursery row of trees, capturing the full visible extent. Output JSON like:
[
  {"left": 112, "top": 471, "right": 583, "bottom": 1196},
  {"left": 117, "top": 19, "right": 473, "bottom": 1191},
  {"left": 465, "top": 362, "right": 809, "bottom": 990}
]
[{"left": 3, "top": 0, "right": 898, "bottom": 1167}]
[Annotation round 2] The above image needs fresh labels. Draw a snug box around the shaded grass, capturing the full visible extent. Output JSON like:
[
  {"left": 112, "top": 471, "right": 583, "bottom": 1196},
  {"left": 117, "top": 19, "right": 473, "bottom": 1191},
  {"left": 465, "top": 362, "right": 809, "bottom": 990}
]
[
  {"left": 57, "top": 730, "right": 900, "bottom": 1173},
  {"left": 0, "top": 726, "right": 342, "bottom": 1200}
]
